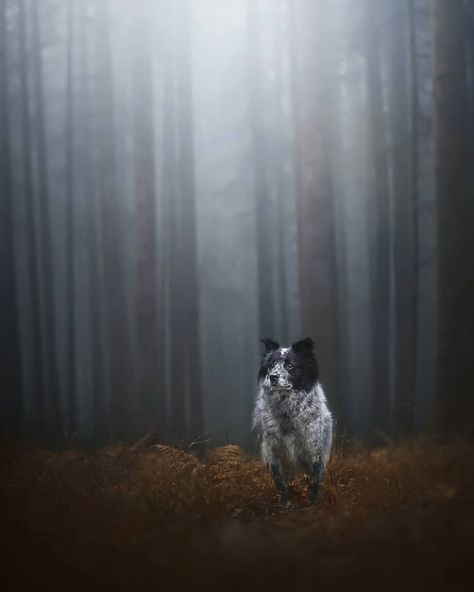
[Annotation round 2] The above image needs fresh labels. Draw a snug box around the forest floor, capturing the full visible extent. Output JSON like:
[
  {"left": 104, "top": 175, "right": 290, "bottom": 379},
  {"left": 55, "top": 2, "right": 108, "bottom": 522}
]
[{"left": 1, "top": 436, "right": 473, "bottom": 592}]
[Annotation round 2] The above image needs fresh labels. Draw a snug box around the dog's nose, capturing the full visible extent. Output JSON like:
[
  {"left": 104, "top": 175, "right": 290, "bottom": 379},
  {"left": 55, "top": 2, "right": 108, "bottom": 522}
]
[{"left": 270, "top": 374, "right": 279, "bottom": 386}]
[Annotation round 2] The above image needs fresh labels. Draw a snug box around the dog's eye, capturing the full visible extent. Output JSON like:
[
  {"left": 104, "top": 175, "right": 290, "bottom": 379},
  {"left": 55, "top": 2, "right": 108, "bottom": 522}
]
[{"left": 286, "top": 362, "right": 293, "bottom": 369}]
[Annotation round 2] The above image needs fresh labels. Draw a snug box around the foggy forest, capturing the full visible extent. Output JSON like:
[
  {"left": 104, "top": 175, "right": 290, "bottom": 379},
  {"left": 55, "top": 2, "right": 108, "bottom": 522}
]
[{"left": 1, "top": 0, "right": 474, "bottom": 591}]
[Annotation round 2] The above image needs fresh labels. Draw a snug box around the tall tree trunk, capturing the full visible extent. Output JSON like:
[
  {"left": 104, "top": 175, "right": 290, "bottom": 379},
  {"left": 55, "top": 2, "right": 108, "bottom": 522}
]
[
  {"left": 390, "top": 0, "right": 417, "bottom": 436},
  {"left": 164, "top": 6, "right": 185, "bottom": 441},
  {"left": 432, "top": 0, "right": 474, "bottom": 431},
  {"left": 272, "top": 0, "right": 290, "bottom": 343},
  {"left": 176, "top": 0, "right": 202, "bottom": 439},
  {"left": 395, "top": 0, "right": 420, "bottom": 436},
  {"left": 0, "top": 0, "right": 23, "bottom": 436},
  {"left": 167, "top": 0, "right": 203, "bottom": 441},
  {"left": 18, "top": 0, "right": 45, "bottom": 435},
  {"left": 31, "top": 0, "right": 62, "bottom": 440},
  {"left": 132, "top": 1, "right": 164, "bottom": 436},
  {"left": 95, "top": 0, "right": 133, "bottom": 438},
  {"left": 289, "top": 0, "right": 341, "bottom": 417},
  {"left": 65, "top": 0, "right": 76, "bottom": 435},
  {"left": 466, "top": 1, "right": 474, "bottom": 196},
  {"left": 78, "top": 0, "right": 107, "bottom": 440},
  {"left": 365, "top": 0, "right": 392, "bottom": 437},
  {"left": 247, "top": 0, "right": 276, "bottom": 339}
]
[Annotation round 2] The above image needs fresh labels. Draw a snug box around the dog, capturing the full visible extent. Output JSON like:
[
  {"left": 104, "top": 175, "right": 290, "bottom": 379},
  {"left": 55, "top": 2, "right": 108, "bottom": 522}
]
[{"left": 252, "top": 337, "right": 333, "bottom": 505}]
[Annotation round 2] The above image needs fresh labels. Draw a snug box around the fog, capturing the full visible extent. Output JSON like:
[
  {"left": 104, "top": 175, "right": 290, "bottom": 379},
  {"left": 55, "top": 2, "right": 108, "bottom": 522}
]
[{"left": 1, "top": 0, "right": 473, "bottom": 447}]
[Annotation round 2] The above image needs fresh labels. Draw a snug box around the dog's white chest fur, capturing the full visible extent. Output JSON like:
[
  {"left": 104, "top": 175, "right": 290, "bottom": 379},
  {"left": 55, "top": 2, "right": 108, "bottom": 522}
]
[{"left": 253, "top": 382, "right": 333, "bottom": 469}]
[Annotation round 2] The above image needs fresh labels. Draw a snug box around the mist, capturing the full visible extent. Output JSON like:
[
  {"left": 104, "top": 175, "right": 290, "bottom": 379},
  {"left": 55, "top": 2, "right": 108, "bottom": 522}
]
[
  {"left": 1, "top": 0, "right": 473, "bottom": 448},
  {"left": 2, "top": 1, "right": 474, "bottom": 590}
]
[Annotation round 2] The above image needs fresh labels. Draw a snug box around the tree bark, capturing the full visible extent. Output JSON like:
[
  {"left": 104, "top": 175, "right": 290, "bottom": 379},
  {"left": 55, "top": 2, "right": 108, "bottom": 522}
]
[
  {"left": 65, "top": 0, "right": 76, "bottom": 435},
  {"left": 432, "top": 0, "right": 474, "bottom": 432},
  {"left": 31, "top": 0, "right": 62, "bottom": 440},
  {"left": 95, "top": 0, "right": 133, "bottom": 438},
  {"left": 166, "top": 0, "right": 203, "bottom": 441},
  {"left": 289, "top": 0, "right": 341, "bottom": 417},
  {"left": 132, "top": 1, "right": 164, "bottom": 437},
  {"left": 390, "top": 0, "right": 417, "bottom": 436},
  {"left": 365, "top": 0, "right": 392, "bottom": 437},
  {"left": 18, "top": 0, "right": 46, "bottom": 436},
  {"left": 247, "top": 0, "right": 276, "bottom": 339},
  {"left": 0, "top": 0, "right": 23, "bottom": 436}
]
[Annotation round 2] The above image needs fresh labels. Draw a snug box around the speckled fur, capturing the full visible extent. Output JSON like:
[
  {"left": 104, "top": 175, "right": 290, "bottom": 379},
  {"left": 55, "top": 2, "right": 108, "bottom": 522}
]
[{"left": 252, "top": 338, "right": 333, "bottom": 504}]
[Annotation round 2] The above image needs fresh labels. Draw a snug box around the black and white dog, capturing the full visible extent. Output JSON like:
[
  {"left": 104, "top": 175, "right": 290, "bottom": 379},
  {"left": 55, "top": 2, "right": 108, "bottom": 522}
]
[{"left": 252, "top": 337, "right": 333, "bottom": 505}]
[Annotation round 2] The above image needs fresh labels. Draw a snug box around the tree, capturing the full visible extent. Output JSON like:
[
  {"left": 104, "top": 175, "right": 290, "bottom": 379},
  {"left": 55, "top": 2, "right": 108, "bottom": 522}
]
[
  {"left": 18, "top": 0, "right": 47, "bottom": 436},
  {"left": 365, "top": 0, "right": 392, "bottom": 437},
  {"left": 30, "top": 0, "right": 62, "bottom": 439},
  {"left": 289, "top": 0, "right": 341, "bottom": 417},
  {"left": 432, "top": 0, "right": 474, "bottom": 431},
  {"left": 0, "top": 0, "right": 23, "bottom": 436},
  {"left": 389, "top": 0, "right": 417, "bottom": 436},
  {"left": 247, "top": 0, "right": 277, "bottom": 339},
  {"left": 77, "top": 0, "right": 107, "bottom": 440},
  {"left": 131, "top": 1, "right": 164, "bottom": 436},
  {"left": 166, "top": 0, "right": 203, "bottom": 441},
  {"left": 95, "top": 0, "right": 134, "bottom": 438},
  {"left": 65, "top": 0, "right": 76, "bottom": 434}
]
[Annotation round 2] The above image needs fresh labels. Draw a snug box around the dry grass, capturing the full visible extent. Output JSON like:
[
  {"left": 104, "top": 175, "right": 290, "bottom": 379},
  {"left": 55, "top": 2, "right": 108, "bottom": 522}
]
[{"left": 1, "top": 436, "right": 473, "bottom": 591}]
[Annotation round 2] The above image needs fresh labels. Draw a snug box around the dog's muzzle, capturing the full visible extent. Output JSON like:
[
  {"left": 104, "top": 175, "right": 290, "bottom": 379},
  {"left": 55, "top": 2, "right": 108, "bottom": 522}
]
[{"left": 270, "top": 374, "right": 279, "bottom": 386}]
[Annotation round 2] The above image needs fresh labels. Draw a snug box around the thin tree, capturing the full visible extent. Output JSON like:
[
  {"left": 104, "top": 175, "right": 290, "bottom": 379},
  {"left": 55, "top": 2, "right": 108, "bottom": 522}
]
[
  {"left": 95, "top": 0, "right": 134, "bottom": 438},
  {"left": 0, "top": 0, "right": 23, "bottom": 436},
  {"left": 365, "top": 0, "right": 392, "bottom": 437},
  {"left": 18, "top": 0, "right": 46, "bottom": 435},
  {"left": 166, "top": 0, "right": 203, "bottom": 441},
  {"left": 176, "top": 0, "right": 203, "bottom": 440},
  {"left": 132, "top": 1, "right": 164, "bottom": 436},
  {"left": 394, "top": 0, "right": 420, "bottom": 436},
  {"left": 432, "top": 0, "right": 474, "bottom": 431},
  {"left": 247, "top": 0, "right": 276, "bottom": 339},
  {"left": 289, "top": 0, "right": 341, "bottom": 417},
  {"left": 31, "top": 0, "right": 62, "bottom": 439},
  {"left": 389, "top": 0, "right": 417, "bottom": 436},
  {"left": 78, "top": 0, "right": 107, "bottom": 440},
  {"left": 65, "top": 0, "right": 76, "bottom": 434}
]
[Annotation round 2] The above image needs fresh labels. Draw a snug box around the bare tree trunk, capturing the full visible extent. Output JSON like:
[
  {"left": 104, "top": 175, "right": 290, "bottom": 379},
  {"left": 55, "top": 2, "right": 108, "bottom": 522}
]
[
  {"left": 432, "top": 0, "right": 474, "bottom": 432},
  {"left": 132, "top": 1, "right": 164, "bottom": 436},
  {"left": 389, "top": 0, "right": 417, "bottom": 436},
  {"left": 365, "top": 0, "right": 392, "bottom": 437},
  {"left": 163, "top": 7, "right": 186, "bottom": 441},
  {"left": 272, "top": 1, "right": 290, "bottom": 342},
  {"left": 18, "top": 0, "right": 46, "bottom": 436},
  {"left": 77, "top": 0, "right": 107, "bottom": 440},
  {"left": 289, "top": 0, "right": 341, "bottom": 417},
  {"left": 247, "top": 0, "right": 276, "bottom": 339},
  {"left": 394, "top": 0, "right": 420, "bottom": 436},
  {"left": 31, "top": 0, "right": 62, "bottom": 440},
  {"left": 166, "top": 0, "right": 202, "bottom": 441},
  {"left": 65, "top": 0, "right": 76, "bottom": 435},
  {"left": 0, "top": 0, "right": 23, "bottom": 436},
  {"left": 95, "top": 0, "right": 133, "bottom": 438},
  {"left": 176, "top": 0, "right": 202, "bottom": 439}
]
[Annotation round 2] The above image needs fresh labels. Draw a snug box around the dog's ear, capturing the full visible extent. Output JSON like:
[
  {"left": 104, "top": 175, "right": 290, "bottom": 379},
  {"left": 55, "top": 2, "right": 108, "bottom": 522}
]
[
  {"left": 291, "top": 337, "right": 315, "bottom": 357},
  {"left": 260, "top": 338, "right": 280, "bottom": 353}
]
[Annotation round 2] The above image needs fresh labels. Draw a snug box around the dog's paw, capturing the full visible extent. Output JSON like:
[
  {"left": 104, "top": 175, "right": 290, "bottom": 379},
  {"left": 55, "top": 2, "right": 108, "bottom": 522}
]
[
  {"left": 277, "top": 495, "right": 294, "bottom": 511},
  {"left": 308, "top": 488, "right": 320, "bottom": 503},
  {"left": 280, "top": 500, "right": 296, "bottom": 512}
]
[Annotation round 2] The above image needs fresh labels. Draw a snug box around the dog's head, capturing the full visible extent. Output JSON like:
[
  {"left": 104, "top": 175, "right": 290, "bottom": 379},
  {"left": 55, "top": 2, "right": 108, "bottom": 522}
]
[{"left": 258, "top": 337, "right": 319, "bottom": 393}]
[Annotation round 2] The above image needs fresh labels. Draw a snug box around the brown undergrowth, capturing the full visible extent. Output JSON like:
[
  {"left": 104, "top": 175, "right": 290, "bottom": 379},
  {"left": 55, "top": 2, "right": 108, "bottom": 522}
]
[{"left": 1, "top": 437, "right": 473, "bottom": 591}]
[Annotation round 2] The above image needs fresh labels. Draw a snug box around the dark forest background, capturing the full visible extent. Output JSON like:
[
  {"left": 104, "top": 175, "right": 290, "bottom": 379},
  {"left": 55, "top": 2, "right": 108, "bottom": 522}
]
[{"left": 1, "top": 0, "right": 473, "bottom": 448}]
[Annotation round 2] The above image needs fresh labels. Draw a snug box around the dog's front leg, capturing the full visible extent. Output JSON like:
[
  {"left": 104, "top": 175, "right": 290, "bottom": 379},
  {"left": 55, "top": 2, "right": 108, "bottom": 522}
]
[
  {"left": 269, "top": 460, "right": 289, "bottom": 506},
  {"left": 262, "top": 439, "right": 289, "bottom": 506},
  {"left": 307, "top": 455, "right": 323, "bottom": 502}
]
